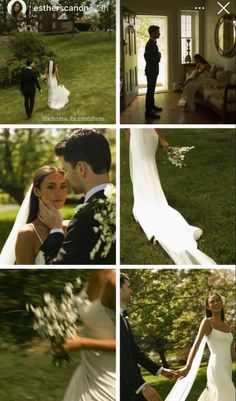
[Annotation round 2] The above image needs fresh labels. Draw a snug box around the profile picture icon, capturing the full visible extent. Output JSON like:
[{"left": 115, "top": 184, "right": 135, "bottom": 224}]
[{"left": 7, "top": 0, "right": 26, "bottom": 18}]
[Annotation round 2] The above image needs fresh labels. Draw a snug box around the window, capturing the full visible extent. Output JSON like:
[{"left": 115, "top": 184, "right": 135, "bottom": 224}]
[{"left": 181, "top": 11, "right": 199, "bottom": 63}]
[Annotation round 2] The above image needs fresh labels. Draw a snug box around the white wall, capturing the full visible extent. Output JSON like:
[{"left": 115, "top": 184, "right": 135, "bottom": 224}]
[{"left": 204, "top": 0, "right": 236, "bottom": 71}]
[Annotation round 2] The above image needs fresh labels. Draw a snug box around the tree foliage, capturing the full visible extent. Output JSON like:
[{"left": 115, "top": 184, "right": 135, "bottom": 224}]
[
  {"left": 0, "top": 128, "right": 58, "bottom": 203},
  {"left": 94, "top": 0, "right": 115, "bottom": 34},
  {"left": 122, "top": 268, "right": 235, "bottom": 366}
]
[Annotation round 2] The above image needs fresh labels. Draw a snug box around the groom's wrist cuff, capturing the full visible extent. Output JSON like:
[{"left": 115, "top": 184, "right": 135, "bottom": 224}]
[
  {"left": 156, "top": 367, "right": 163, "bottom": 376},
  {"left": 136, "top": 382, "right": 147, "bottom": 394},
  {"left": 50, "top": 228, "right": 64, "bottom": 235}
]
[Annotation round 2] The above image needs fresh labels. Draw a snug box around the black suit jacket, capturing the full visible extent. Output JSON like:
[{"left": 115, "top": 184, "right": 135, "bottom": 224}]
[
  {"left": 41, "top": 190, "right": 116, "bottom": 265},
  {"left": 120, "top": 315, "right": 161, "bottom": 401},
  {"left": 20, "top": 68, "right": 41, "bottom": 95},
  {"left": 144, "top": 39, "right": 161, "bottom": 75}
]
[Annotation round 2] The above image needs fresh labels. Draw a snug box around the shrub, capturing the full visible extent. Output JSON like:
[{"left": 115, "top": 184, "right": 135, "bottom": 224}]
[
  {"left": 0, "top": 20, "right": 17, "bottom": 34},
  {"left": 9, "top": 32, "right": 47, "bottom": 60},
  {"left": 0, "top": 32, "right": 57, "bottom": 87}
]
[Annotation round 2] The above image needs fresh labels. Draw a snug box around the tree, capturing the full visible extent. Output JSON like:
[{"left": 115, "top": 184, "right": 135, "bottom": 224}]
[
  {"left": 0, "top": 0, "right": 8, "bottom": 22},
  {"left": 122, "top": 268, "right": 235, "bottom": 366},
  {"left": 0, "top": 128, "right": 57, "bottom": 204},
  {"left": 95, "top": 0, "right": 115, "bottom": 36},
  {"left": 58, "top": 0, "right": 91, "bottom": 34}
]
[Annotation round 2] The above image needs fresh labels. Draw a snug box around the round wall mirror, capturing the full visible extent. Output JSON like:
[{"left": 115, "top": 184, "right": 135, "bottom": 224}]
[{"left": 214, "top": 14, "right": 236, "bottom": 57}]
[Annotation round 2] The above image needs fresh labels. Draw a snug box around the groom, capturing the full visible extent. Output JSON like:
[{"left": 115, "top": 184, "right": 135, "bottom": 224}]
[
  {"left": 120, "top": 273, "right": 176, "bottom": 401},
  {"left": 144, "top": 25, "right": 162, "bottom": 119},
  {"left": 20, "top": 58, "right": 41, "bottom": 119},
  {"left": 39, "top": 129, "right": 116, "bottom": 265}
]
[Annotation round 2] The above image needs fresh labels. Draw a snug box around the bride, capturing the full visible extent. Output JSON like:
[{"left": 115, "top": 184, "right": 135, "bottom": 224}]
[
  {"left": 127, "top": 128, "right": 216, "bottom": 265},
  {"left": 0, "top": 166, "right": 67, "bottom": 265},
  {"left": 182, "top": 54, "right": 211, "bottom": 112},
  {"left": 166, "top": 293, "right": 235, "bottom": 401},
  {"left": 53, "top": 269, "right": 116, "bottom": 401},
  {"left": 46, "top": 60, "right": 70, "bottom": 110}
]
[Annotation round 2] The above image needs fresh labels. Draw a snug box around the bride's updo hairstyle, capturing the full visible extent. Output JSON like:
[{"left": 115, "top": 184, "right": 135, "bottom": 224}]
[
  {"left": 55, "top": 129, "right": 111, "bottom": 174},
  {"left": 26, "top": 166, "right": 65, "bottom": 223},
  {"left": 205, "top": 292, "right": 225, "bottom": 321}
]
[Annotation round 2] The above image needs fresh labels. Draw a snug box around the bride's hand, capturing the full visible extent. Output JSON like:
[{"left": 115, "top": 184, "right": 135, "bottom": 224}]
[
  {"left": 160, "top": 140, "right": 169, "bottom": 153},
  {"left": 176, "top": 365, "right": 191, "bottom": 379},
  {"left": 161, "top": 368, "right": 178, "bottom": 379},
  {"left": 38, "top": 199, "right": 63, "bottom": 229},
  {"left": 51, "top": 341, "right": 66, "bottom": 357}
]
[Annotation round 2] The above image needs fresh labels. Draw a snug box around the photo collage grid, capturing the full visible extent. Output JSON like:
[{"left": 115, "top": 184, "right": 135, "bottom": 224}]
[{"left": 0, "top": 0, "right": 235, "bottom": 400}]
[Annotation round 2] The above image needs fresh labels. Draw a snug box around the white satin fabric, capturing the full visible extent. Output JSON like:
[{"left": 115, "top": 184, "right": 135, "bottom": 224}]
[
  {"left": 63, "top": 284, "right": 116, "bottom": 401},
  {"left": 183, "top": 70, "right": 210, "bottom": 111},
  {"left": 198, "top": 329, "right": 235, "bottom": 401},
  {"left": 129, "top": 129, "right": 216, "bottom": 265},
  {"left": 47, "top": 60, "right": 70, "bottom": 109},
  {"left": 166, "top": 328, "right": 235, "bottom": 401}
]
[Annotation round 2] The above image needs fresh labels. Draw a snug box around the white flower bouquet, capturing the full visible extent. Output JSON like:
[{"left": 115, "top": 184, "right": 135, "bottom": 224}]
[
  {"left": 26, "top": 278, "right": 82, "bottom": 367},
  {"left": 90, "top": 184, "right": 116, "bottom": 260},
  {"left": 167, "top": 146, "right": 195, "bottom": 168}
]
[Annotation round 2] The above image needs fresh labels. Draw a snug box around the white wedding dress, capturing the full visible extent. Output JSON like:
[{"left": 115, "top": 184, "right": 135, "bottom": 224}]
[
  {"left": 47, "top": 60, "right": 70, "bottom": 109},
  {"left": 63, "top": 283, "right": 116, "bottom": 401},
  {"left": 197, "top": 328, "right": 235, "bottom": 401},
  {"left": 166, "top": 325, "right": 235, "bottom": 401},
  {"left": 129, "top": 129, "right": 216, "bottom": 265},
  {"left": 183, "top": 69, "right": 210, "bottom": 111}
]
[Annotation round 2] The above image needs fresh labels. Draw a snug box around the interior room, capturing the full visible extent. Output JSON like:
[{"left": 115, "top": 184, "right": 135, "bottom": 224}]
[{"left": 120, "top": 0, "right": 236, "bottom": 124}]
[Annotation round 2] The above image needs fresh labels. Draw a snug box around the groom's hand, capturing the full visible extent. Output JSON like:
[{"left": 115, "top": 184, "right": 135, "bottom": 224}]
[
  {"left": 141, "top": 384, "right": 163, "bottom": 401},
  {"left": 38, "top": 199, "right": 63, "bottom": 229},
  {"left": 161, "top": 368, "right": 178, "bottom": 379}
]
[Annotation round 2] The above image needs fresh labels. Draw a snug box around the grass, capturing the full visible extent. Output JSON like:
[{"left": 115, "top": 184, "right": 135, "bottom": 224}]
[
  {"left": 120, "top": 129, "right": 235, "bottom": 265},
  {"left": 0, "top": 32, "right": 115, "bottom": 124},
  {"left": 0, "top": 347, "right": 81, "bottom": 401},
  {"left": 0, "top": 349, "right": 234, "bottom": 401},
  {"left": 0, "top": 205, "right": 74, "bottom": 251},
  {"left": 144, "top": 362, "right": 236, "bottom": 400}
]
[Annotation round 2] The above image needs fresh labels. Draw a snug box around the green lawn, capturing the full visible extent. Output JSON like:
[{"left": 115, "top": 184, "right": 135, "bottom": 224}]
[
  {"left": 120, "top": 129, "right": 235, "bottom": 265},
  {"left": 0, "top": 349, "right": 234, "bottom": 401},
  {"left": 0, "top": 32, "right": 115, "bottom": 124},
  {"left": 0, "top": 347, "right": 81, "bottom": 401},
  {"left": 144, "top": 362, "right": 236, "bottom": 400},
  {"left": 0, "top": 205, "right": 74, "bottom": 251}
]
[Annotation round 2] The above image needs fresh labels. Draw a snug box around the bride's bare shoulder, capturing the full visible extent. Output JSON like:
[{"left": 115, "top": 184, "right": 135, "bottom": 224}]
[{"left": 17, "top": 223, "right": 35, "bottom": 238}]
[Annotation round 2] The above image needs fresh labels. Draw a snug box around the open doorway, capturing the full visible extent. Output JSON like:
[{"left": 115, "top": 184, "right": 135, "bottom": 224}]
[{"left": 136, "top": 15, "right": 168, "bottom": 94}]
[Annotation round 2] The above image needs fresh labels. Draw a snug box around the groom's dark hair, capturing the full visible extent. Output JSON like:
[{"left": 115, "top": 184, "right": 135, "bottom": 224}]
[
  {"left": 26, "top": 58, "right": 33, "bottom": 66},
  {"left": 148, "top": 25, "right": 160, "bottom": 35},
  {"left": 55, "top": 129, "right": 111, "bottom": 174}
]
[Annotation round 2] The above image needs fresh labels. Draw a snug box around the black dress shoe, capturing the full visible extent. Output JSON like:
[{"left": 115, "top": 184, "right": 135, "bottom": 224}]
[
  {"left": 145, "top": 111, "right": 161, "bottom": 119},
  {"left": 153, "top": 106, "right": 163, "bottom": 112}
]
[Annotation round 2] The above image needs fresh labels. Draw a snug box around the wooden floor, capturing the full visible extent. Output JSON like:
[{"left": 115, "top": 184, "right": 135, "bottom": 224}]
[{"left": 120, "top": 92, "right": 227, "bottom": 125}]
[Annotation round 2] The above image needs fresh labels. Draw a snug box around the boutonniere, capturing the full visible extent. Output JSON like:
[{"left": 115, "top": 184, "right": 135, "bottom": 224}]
[{"left": 90, "top": 184, "right": 116, "bottom": 260}]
